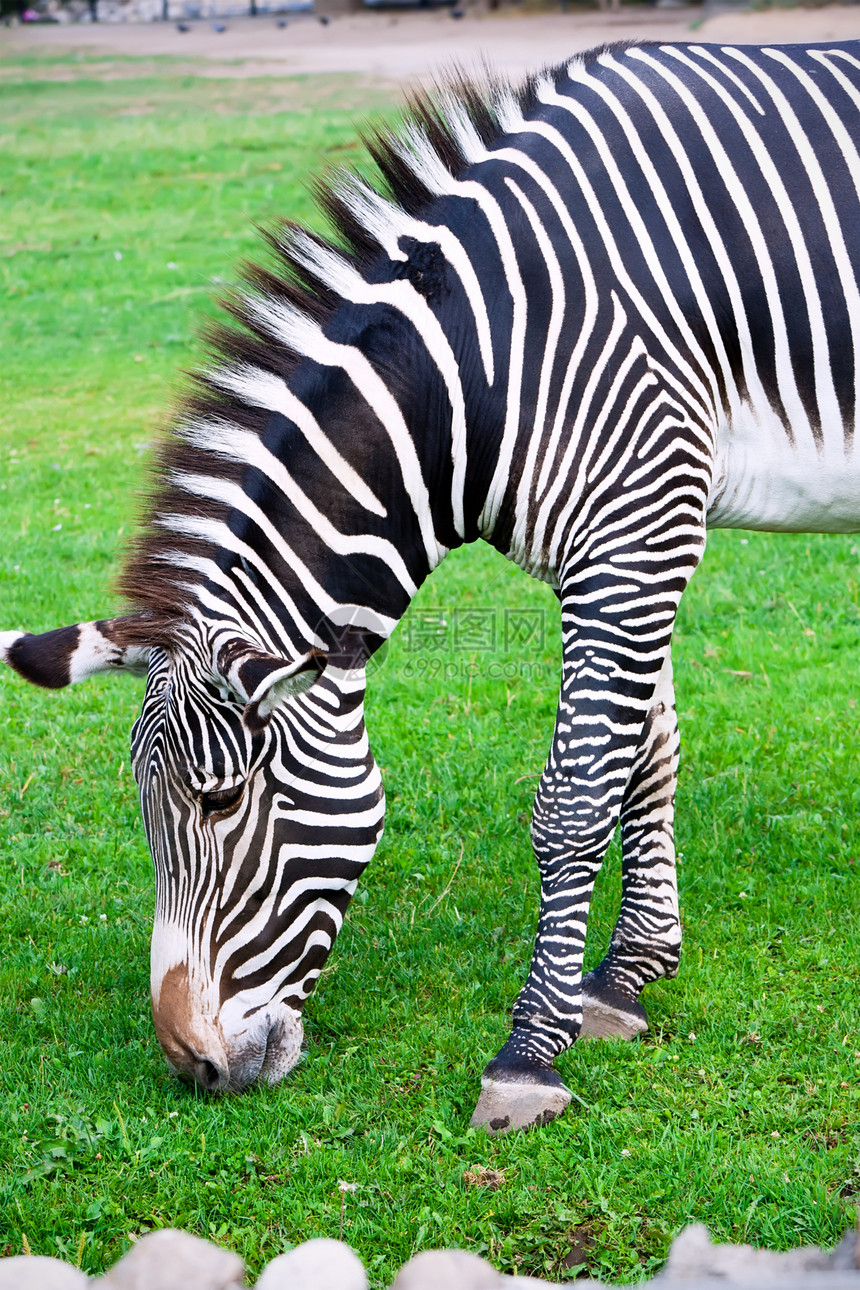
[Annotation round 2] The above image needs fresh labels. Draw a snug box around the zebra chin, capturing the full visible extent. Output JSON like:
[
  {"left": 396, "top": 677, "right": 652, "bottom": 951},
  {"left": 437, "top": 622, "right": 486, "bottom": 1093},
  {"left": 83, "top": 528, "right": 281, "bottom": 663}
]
[{"left": 151, "top": 962, "right": 303, "bottom": 1094}]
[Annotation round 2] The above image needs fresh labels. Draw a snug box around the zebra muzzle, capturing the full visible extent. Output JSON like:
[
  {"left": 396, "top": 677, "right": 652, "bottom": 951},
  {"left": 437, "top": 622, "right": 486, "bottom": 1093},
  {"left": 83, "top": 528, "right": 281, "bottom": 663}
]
[{"left": 151, "top": 962, "right": 303, "bottom": 1093}]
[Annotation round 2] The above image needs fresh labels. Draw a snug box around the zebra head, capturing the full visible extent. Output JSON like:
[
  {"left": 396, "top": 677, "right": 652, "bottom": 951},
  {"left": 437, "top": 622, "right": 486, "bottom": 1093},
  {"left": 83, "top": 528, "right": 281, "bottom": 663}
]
[{"left": 0, "top": 616, "right": 385, "bottom": 1093}]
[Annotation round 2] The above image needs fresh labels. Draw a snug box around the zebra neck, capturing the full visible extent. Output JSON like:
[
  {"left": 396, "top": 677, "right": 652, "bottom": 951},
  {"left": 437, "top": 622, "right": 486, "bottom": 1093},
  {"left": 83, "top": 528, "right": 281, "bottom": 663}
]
[
  {"left": 121, "top": 219, "right": 510, "bottom": 657},
  {"left": 163, "top": 335, "right": 477, "bottom": 661}
]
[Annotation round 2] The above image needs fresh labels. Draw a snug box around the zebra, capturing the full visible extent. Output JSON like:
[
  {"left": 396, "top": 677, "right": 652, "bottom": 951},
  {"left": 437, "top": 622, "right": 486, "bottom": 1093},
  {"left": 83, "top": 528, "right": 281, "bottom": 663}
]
[{"left": 3, "top": 38, "right": 860, "bottom": 1133}]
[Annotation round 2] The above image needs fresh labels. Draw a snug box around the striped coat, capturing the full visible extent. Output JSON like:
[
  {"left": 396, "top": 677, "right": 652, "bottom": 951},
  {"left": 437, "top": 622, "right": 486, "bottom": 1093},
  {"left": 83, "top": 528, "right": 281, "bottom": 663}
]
[{"left": 3, "top": 40, "right": 860, "bottom": 1130}]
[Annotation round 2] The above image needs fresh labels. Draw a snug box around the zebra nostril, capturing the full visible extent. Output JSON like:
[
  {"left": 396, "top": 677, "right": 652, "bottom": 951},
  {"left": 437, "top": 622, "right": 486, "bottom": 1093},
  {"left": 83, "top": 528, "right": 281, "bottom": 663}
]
[{"left": 192, "top": 1057, "right": 226, "bottom": 1093}]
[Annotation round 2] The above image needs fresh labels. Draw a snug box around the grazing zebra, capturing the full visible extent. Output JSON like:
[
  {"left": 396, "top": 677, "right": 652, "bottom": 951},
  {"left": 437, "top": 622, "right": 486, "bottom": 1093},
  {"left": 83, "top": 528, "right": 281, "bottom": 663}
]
[{"left": 3, "top": 39, "right": 860, "bottom": 1133}]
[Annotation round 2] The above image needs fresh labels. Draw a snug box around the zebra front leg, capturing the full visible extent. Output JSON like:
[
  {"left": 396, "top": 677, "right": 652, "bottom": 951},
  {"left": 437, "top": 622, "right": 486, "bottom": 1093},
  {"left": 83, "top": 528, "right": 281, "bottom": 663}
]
[
  {"left": 469, "top": 403, "right": 710, "bottom": 1131},
  {"left": 471, "top": 647, "right": 655, "bottom": 1133},
  {"left": 472, "top": 504, "right": 707, "bottom": 1131},
  {"left": 581, "top": 650, "right": 680, "bottom": 1040},
  {"left": 471, "top": 720, "right": 624, "bottom": 1133}
]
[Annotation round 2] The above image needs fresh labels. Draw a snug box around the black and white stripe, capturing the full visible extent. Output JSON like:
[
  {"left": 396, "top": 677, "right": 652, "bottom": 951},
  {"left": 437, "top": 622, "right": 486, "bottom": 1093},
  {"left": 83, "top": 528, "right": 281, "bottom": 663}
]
[{"left": 3, "top": 40, "right": 860, "bottom": 1115}]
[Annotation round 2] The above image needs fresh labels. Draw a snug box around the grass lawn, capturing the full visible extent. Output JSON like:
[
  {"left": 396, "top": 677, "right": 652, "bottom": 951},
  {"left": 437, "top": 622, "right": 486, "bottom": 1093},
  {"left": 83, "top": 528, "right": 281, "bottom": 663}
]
[{"left": 1, "top": 49, "right": 858, "bottom": 1286}]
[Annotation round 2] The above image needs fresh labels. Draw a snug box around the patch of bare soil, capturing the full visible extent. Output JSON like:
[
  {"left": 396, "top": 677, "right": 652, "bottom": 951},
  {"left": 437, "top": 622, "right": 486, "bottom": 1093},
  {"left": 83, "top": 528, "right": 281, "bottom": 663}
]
[{"left": 3, "top": 5, "right": 860, "bottom": 88}]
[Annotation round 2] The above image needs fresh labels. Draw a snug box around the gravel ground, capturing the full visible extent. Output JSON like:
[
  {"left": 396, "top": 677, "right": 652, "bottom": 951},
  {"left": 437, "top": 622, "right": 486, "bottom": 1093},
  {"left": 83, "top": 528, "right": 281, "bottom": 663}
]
[{"left": 3, "top": 4, "right": 860, "bottom": 84}]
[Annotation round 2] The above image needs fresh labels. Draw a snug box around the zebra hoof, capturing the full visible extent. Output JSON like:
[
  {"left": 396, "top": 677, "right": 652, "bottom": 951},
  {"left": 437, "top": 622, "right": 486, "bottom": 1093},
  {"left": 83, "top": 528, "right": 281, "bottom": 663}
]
[
  {"left": 470, "top": 1076, "right": 572, "bottom": 1135},
  {"left": 581, "top": 976, "right": 649, "bottom": 1040}
]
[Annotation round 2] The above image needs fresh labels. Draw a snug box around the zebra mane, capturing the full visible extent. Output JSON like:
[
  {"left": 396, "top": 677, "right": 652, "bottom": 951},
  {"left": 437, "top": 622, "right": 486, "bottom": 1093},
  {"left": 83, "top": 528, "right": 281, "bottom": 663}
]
[{"left": 115, "top": 43, "right": 638, "bottom": 648}]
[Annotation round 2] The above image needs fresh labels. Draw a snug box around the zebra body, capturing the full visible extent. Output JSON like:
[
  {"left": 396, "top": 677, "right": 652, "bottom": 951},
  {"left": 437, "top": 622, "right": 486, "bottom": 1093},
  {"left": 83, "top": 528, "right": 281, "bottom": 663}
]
[{"left": 3, "top": 40, "right": 859, "bottom": 1128}]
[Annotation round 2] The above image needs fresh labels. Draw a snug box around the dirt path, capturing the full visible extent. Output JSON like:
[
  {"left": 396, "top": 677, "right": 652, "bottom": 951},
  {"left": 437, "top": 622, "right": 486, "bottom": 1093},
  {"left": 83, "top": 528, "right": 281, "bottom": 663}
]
[{"left": 3, "top": 4, "right": 860, "bottom": 84}]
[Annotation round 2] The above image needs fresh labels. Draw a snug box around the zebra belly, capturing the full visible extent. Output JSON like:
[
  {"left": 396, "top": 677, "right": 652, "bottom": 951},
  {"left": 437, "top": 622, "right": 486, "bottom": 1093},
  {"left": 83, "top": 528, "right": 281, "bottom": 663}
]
[{"left": 706, "top": 404, "right": 860, "bottom": 534}]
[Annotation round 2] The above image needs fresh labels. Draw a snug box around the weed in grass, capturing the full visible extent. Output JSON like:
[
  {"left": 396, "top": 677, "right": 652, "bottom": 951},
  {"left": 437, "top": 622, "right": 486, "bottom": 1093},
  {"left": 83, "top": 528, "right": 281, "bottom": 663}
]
[{"left": 1, "top": 58, "right": 858, "bottom": 1286}]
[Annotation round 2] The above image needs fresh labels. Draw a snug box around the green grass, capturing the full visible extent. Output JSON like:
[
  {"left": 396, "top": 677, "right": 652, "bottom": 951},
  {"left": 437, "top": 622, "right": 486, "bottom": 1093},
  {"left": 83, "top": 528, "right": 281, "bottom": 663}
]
[{"left": 1, "top": 54, "right": 858, "bottom": 1286}]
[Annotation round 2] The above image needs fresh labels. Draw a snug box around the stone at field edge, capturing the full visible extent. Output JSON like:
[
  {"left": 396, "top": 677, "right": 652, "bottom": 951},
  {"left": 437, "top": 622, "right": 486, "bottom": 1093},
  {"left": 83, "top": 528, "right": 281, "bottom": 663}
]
[
  {"left": 95, "top": 1229, "right": 244, "bottom": 1290},
  {"left": 662, "top": 1223, "right": 860, "bottom": 1279},
  {"left": 392, "top": 1249, "right": 503, "bottom": 1288},
  {"left": 255, "top": 1238, "right": 367, "bottom": 1290},
  {"left": 0, "top": 1257, "right": 89, "bottom": 1290},
  {"left": 470, "top": 1078, "right": 572, "bottom": 1134},
  {"left": 501, "top": 1280, "right": 602, "bottom": 1288}
]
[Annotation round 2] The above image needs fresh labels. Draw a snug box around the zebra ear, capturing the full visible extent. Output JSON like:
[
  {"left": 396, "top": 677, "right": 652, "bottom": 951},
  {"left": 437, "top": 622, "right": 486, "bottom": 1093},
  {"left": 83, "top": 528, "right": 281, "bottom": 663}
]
[
  {"left": 0, "top": 620, "right": 151, "bottom": 690},
  {"left": 216, "top": 642, "right": 326, "bottom": 730}
]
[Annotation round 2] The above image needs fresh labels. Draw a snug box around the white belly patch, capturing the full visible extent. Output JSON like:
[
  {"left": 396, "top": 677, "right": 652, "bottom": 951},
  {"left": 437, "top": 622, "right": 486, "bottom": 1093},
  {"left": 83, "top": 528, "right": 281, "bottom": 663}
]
[{"left": 706, "top": 400, "right": 860, "bottom": 534}]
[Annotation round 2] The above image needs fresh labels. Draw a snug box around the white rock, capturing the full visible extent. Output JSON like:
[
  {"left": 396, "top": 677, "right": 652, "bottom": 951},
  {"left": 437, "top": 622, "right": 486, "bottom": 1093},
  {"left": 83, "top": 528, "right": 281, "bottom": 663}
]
[
  {"left": 0, "top": 1257, "right": 89, "bottom": 1289},
  {"left": 661, "top": 1223, "right": 844, "bottom": 1282},
  {"left": 95, "top": 1230, "right": 243, "bottom": 1290},
  {"left": 501, "top": 1280, "right": 602, "bottom": 1288},
  {"left": 392, "top": 1249, "right": 503, "bottom": 1289},
  {"left": 255, "top": 1239, "right": 367, "bottom": 1290}
]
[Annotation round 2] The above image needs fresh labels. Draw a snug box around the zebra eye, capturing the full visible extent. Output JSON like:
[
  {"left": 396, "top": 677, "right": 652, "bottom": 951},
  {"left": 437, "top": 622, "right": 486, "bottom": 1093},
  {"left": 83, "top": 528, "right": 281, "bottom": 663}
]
[{"left": 199, "top": 784, "right": 244, "bottom": 817}]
